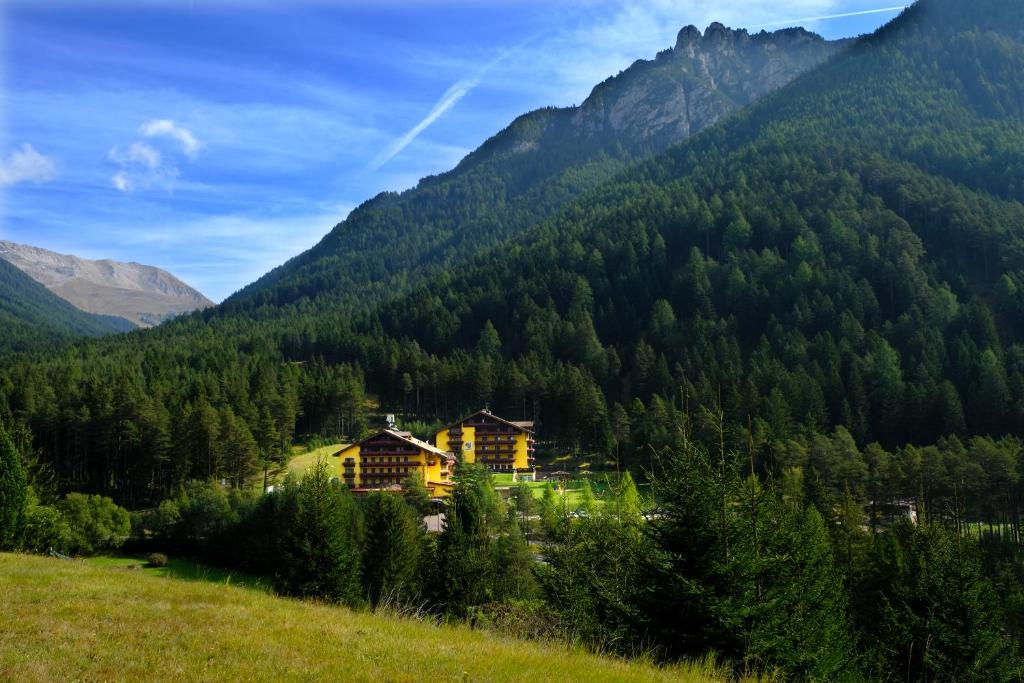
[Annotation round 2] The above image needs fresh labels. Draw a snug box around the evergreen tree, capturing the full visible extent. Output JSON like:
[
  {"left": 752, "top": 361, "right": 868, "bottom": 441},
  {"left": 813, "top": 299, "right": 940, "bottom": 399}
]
[
  {"left": 278, "top": 460, "right": 363, "bottom": 605},
  {"left": 578, "top": 478, "right": 595, "bottom": 515},
  {"left": 435, "top": 464, "right": 504, "bottom": 614},
  {"left": 0, "top": 422, "right": 27, "bottom": 549},
  {"left": 401, "top": 474, "right": 433, "bottom": 516},
  {"left": 491, "top": 520, "right": 538, "bottom": 601},
  {"left": 361, "top": 492, "right": 425, "bottom": 606},
  {"left": 853, "top": 523, "right": 1021, "bottom": 682}
]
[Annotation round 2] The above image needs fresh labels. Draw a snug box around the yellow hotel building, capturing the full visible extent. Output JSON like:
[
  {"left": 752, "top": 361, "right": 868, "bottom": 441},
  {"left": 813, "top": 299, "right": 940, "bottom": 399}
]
[
  {"left": 334, "top": 428, "right": 455, "bottom": 497},
  {"left": 435, "top": 409, "right": 535, "bottom": 474}
]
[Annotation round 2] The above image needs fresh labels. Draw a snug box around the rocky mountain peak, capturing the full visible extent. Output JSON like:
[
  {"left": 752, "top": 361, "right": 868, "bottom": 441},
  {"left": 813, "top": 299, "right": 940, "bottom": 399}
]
[
  {"left": 675, "top": 25, "right": 703, "bottom": 52},
  {"left": 564, "top": 21, "right": 846, "bottom": 153},
  {"left": 703, "top": 21, "right": 733, "bottom": 47}
]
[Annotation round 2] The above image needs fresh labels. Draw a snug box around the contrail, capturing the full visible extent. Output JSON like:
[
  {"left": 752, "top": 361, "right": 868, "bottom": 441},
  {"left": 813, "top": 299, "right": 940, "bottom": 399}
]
[
  {"left": 764, "top": 5, "right": 908, "bottom": 28},
  {"left": 370, "top": 79, "right": 478, "bottom": 171},
  {"left": 370, "top": 50, "right": 513, "bottom": 171}
]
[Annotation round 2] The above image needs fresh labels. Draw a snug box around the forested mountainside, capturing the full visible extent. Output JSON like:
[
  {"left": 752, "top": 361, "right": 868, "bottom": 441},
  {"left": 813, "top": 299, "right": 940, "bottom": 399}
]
[
  {"left": 0, "top": 240, "right": 213, "bottom": 328},
  {"left": 2, "top": 0, "right": 1023, "bottom": 507},
  {"left": 223, "top": 25, "right": 843, "bottom": 314},
  {"left": 0, "top": 258, "right": 132, "bottom": 352},
  {"left": 368, "top": 0, "right": 1024, "bottom": 449}
]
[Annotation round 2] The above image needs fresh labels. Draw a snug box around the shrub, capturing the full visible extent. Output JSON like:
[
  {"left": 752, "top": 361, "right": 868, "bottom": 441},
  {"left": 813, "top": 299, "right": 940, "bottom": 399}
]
[
  {"left": 59, "top": 493, "right": 131, "bottom": 555},
  {"left": 470, "top": 600, "right": 564, "bottom": 642},
  {"left": 146, "top": 552, "right": 168, "bottom": 568},
  {"left": 21, "top": 492, "right": 71, "bottom": 554},
  {"left": 150, "top": 499, "right": 183, "bottom": 539},
  {"left": 176, "top": 481, "right": 236, "bottom": 544}
]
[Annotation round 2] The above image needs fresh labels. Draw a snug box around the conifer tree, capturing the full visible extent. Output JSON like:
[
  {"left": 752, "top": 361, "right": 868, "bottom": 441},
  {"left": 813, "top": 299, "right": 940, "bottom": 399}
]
[
  {"left": 401, "top": 474, "right": 433, "bottom": 516},
  {"left": 361, "top": 492, "right": 425, "bottom": 605},
  {"left": 578, "top": 478, "right": 595, "bottom": 515},
  {"left": 0, "top": 422, "right": 27, "bottom": 549},
  {"left": 278, "top": 460, "right": 363, "bottom": 605},
  {"left": 617, "top": 470, "right": 641, "bottom": 522}
]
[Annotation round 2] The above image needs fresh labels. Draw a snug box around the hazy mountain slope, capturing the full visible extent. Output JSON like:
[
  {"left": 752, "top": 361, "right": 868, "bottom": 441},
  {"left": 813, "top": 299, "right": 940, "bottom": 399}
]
[
  {"left": 0, "top": 241, "right": 213, "bottom": 328},
  {"left": 223, "top": 25, "right": 844, "bottom": 314},
  {"left": 0, "top": 257, "right": 132, "bottom": 351}
]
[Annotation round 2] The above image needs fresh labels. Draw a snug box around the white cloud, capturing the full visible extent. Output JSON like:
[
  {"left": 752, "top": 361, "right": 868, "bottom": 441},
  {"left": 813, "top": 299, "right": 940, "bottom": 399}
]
[
  {"left": 110, "top": 121, "right": 195, "bottom": 193},
  {"left": 111, "top": 170, "right": 130, "bottom": 192},
  {"left": 139, "top": 118, "right": 202, "bottom": 158},
  {"left": 0, "top": 144, "right": 58, "bottom": 186},
  {"left": 109, "top": 142, "right": 161, "bottom": 169}
]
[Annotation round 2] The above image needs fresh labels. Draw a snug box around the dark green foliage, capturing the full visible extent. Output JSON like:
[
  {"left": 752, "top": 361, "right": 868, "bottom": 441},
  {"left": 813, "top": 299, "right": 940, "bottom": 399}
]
[
  {"left": 173, "top": 480, "right": 238, "bottom": 545},
  {"left": 58, "top": 492, "right": 131, "bottom": 555},
  {"left": 644, "top": 441, "right": 852, "bottom": 678},
  {"left": 401, "top": 474, "right": 433, "bottom": 517},
  {"left": 360, "top": 492, "right": 426, "bottom": 605},
  {"left": 0, "top": 258, "right": 128, "bottom": 352},
  {"left": 435, "top": 464, "right": 537, "bottom": 614},
  {"left": 276, "top": 461, "right": 363, "bottom": 605},
  {"left": 0, "top": 421, "right": 27, "bottom": 549},
  {"left": 853, "top": 523, "right": 1020, "bottom": 682},
  {"left": 539, "top": 500, "right": 647, "bottom": 652},
  {"left": 20, "top": 495, "right": 70, "bottom": 554}
]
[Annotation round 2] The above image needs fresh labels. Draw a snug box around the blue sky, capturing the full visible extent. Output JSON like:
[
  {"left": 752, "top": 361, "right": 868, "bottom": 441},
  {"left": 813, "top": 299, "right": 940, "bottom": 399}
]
[{"left": 0, "top": 1, "right": 905, "bottom": 301}]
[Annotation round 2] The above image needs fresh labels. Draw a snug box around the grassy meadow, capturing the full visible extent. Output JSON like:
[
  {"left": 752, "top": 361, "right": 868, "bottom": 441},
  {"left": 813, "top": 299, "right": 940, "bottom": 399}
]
[
  {"left": 284, "top": 443, "right": 347, "bottom": 481},
  {"left": 0, "top": 553, "right": 727, "bottom": 682},
  {"left": 86, "top": 554, "right": 272, "bottom": 591}
]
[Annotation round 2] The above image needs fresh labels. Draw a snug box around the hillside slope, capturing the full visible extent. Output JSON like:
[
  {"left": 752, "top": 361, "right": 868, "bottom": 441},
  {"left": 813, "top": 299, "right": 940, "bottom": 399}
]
[
  {"left": 0, "top": 553, "right": 714, "bottom": 683},
  {"left": 0, "top": 258, "right": 131, "bottom": 352},
  {"left": 363, "top": 0, "right": 1024, "bottom": 447},
  {"left": 5, "top": 0, "right": 1024, "bottom": 503},
  {"left": 224, "top": 25, "right": 843, "bottom": 314},
  {"left": 0, "top": 240, "right": 213, "bottom": 328}
]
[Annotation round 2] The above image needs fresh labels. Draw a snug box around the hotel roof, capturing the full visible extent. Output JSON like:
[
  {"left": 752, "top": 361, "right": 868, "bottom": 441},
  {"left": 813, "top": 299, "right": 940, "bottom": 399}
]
[
  {"left": 439, "top": 408, "right": 535, "bottom": 434},
  {"left": 337, "top": 428, "right": 451, "bottom": 459}
]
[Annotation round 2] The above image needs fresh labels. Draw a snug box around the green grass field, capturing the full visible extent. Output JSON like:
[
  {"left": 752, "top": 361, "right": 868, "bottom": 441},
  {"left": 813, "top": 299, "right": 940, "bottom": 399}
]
[
  {"left": 86, "top": 554, "right": 271, "bottom": 592},
  {"left": 284, "top": 443, "right": 347, "bottom": 481},
  {"left": 0, "top": 552, "right": 726, "bottom": 682}
]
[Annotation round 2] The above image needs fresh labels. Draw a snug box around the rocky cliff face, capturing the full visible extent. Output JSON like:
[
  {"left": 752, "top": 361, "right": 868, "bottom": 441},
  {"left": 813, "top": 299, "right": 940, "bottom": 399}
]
[
  {"left": 467, "top": 24, "right": 846, "bottom": 165},
  {"left": 0, "top": 241, "right": 213, "bottom": 328},
  {"left": 572, "top": 25, "right": 847, "bottom": 150}
]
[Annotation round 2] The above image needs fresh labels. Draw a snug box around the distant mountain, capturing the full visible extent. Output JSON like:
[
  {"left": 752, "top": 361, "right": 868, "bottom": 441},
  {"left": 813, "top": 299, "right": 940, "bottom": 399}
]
[
  {"left": 0, "top": 241, "right": 213, "bottom": 328},
  {"left": 0, "top": 257, "right": 132, "bottom": 352},
  {"left": 224, "top": 24, "right": 845, "bottom": 314}
]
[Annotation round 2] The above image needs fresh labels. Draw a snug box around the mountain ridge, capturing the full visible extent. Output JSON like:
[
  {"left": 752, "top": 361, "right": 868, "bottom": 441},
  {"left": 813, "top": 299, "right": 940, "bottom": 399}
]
[
  {"left": 0, "top": 240, "right": 214, "bottom": 328},
  {"left": 223, "top": 22, "right": 845, "bottom": 313}
]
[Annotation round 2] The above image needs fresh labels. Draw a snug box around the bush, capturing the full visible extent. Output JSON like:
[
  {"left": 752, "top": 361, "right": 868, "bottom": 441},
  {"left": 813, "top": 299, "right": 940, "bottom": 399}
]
[
  {"left": 58, "top": 493, "right": 131, "bottom": 555},
  {"left": 176, "top": 481, "right": 236, "bottom": 544},
  {"left": 470, "top": 600, "right": 564, "bottom": 642},
  {"left": 21, "top": 494, "right": 71, "bottom": 554},
  {"left": 146, "top": 552, "right": 168, "bottom": 568}
]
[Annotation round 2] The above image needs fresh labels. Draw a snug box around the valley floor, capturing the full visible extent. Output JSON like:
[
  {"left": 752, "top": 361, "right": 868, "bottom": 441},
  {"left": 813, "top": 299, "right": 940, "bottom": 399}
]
[{"left": 0, "top": 553, "right": 715, "bottom": 682}]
